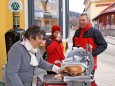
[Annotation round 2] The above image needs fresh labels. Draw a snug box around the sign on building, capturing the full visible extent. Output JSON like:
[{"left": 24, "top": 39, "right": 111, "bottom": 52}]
[{"left": 8, "top": 0, "right": 22, "bottom": 12}]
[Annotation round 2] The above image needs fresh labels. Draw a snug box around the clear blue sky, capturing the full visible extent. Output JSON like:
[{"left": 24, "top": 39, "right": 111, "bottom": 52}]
[{"left": 69, "top": 0, "right": 85, "bottom": 13}]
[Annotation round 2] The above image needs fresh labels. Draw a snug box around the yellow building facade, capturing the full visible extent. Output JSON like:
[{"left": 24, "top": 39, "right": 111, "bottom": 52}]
[
  {"left": 0, "top": 0, "right": 25, "bottom": 79},
  {"left": 84, "top": 0, "right": 115, "bottom": 23}
]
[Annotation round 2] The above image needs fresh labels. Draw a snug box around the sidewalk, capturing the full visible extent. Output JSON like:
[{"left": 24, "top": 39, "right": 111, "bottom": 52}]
[
  {"left": 104, "top": 36, "right": 115, "bottom": 56},
  {"left": 105, "top": 36, "right": 115, "bottom": 45},
  {"left": 95, "top": 36, "right": 115, "bottom": 86},
  {"left": 95, "top": 53, "right": 115, "bottom": 86}
]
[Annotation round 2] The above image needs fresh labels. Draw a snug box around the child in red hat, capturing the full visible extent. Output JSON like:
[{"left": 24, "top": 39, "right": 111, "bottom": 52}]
[
  {"left": 51, "top": 25, "right": 61, "bottom": 34},
  {"left": 45, "top": 25, "right": 65, "bottom": 74}
]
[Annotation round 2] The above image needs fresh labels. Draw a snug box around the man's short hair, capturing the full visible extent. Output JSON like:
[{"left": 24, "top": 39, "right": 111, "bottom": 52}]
[{"left": 80, "top": 12, "right": 90, "bottom": 20}]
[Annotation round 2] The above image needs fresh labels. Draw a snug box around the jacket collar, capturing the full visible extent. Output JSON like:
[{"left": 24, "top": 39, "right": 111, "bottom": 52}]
[
  {"left": 79, "top": 23, "right": 91, "bottom": 38},
  {"left": 81, "top": 23, "right": 91, "bottom": 32}
]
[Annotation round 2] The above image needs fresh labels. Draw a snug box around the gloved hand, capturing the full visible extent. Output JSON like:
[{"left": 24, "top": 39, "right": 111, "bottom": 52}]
[{"left": 52, "top": 65, "right": 60, "bottom": 73}]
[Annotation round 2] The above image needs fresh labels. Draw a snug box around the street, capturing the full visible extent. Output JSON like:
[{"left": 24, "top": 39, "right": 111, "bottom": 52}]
[{"left": 95, "top": 38, "right": 115, "bottom": 86}]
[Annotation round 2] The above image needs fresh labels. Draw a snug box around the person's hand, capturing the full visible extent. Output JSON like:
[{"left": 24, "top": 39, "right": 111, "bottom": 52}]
[
  {"left": 52, "top": 65, "right": 60, "bottom": 73},
  {"left": 56, "top": 34, "right": 62, "bottom": 41}
]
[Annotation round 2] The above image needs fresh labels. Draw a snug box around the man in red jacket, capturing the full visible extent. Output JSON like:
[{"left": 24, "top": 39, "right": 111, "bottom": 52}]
[
  {"left": 45, "top": 25, "right": 65, "bottom": 74},
  {"left": 73, "top": 12, "right": 107, "bottom": 86}
]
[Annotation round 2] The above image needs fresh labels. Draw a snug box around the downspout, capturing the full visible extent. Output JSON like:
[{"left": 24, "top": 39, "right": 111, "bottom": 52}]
[
  {"left": 62, "top": 0, "right": 66, "bottom": 39},
  {"left": 24, "top": 0, "right": 28, "bottom": 30}
]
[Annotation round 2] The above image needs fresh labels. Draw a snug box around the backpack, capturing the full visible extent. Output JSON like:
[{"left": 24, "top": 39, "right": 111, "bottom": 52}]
[
  {"left": 42, "top": 39, "right": 52, "bottom": 60},
  {"left": 42, "top": 51, "right": 47, "bottom": 60}
]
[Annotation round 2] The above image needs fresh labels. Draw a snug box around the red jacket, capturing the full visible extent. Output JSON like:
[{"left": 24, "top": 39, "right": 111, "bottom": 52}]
[
  {"left": 73, "top": 23, "right": 107, "bottom": 70},
  {"left": 45, "top": 38, "right": 65, "bottom": 67}
]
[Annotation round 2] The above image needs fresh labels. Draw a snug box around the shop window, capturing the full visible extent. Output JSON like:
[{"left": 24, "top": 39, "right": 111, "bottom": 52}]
[
  {"left": 106, "top": 15, "right": 110, "bottom": 25},
  {"left": 111, "top": 14, "right": 114, "bottom": 25},
  {"left": 34, "top": 0, "right": 59, "bottom": 34},
  {"left": 106, "top": 15, "right": 111, "bottom": 29}
]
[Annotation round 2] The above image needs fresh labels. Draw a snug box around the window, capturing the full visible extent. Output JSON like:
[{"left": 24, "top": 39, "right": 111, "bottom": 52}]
[
  {"left": 111, "top": 14, "right": 114, "bottom": 25},
  {"left": 106, "top": 15, "right": 110, "bottom": 25},
  {"left": 34, "top": 0, "right": 59, "bottom": 34}
]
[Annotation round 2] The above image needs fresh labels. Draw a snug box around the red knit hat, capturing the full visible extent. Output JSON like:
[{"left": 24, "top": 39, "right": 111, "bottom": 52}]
[{"left": 52, "top": 25, "right": 61, "bottom": 34}]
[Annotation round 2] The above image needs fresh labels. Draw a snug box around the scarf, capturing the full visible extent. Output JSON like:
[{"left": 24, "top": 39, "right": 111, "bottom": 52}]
[
  {"left": 20, "top": 39, "right": 39, "bottom": 66},
  {"left": 80, "top": 23, "right": 91, "bottom": 38}
]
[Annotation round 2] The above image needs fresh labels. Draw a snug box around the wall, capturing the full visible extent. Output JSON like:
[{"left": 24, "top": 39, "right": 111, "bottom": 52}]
[
  {"left": 90, "top": 3, "right": 108, "bottom": 20},
  {"left": 0, "top": 0, "right": 25, "bottom": 79},
  {"left": 84, "top": 0, "right": 115, "bottom": 25}
]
